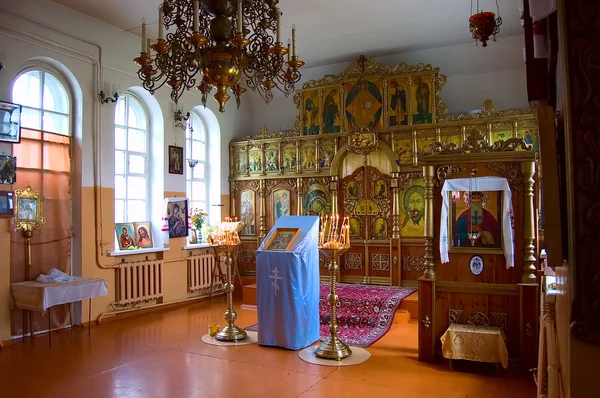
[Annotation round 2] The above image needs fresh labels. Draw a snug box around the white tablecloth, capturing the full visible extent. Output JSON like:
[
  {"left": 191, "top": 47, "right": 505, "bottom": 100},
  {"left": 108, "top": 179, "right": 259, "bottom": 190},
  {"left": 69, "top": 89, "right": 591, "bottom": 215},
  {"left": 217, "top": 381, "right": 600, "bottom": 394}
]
[{"left": 10, "top": 277, "right": 108, "bottom": 312}]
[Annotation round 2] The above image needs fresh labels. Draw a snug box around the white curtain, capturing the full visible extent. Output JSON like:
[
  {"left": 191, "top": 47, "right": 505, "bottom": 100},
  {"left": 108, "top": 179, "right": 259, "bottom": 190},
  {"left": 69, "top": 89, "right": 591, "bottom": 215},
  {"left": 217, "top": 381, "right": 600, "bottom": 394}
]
[
  {"left": 439, "top": 177, "right": 515, "bottom": 268},
  {"left": 529, "top": 0, "right": 556, "bottom": 21}
]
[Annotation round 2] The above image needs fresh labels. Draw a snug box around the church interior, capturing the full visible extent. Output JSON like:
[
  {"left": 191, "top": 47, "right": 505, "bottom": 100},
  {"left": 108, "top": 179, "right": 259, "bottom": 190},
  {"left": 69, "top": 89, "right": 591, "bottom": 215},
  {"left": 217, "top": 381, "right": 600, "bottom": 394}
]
[{"left": 0, "top": 0, "right": 598, "bottom": 397}]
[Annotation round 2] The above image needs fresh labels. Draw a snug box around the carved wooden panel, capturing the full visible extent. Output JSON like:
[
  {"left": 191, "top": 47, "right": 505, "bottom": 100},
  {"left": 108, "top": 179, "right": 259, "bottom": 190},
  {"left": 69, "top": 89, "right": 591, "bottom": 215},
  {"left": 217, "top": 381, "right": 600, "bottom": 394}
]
[{"left": 565, "top": 0, "right": 600, "bottom": 345}]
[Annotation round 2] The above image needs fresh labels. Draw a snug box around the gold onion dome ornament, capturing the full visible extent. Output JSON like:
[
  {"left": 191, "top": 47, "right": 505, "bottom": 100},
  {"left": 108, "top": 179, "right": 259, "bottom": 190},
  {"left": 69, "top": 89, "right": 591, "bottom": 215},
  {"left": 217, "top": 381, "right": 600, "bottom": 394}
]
[{"left": 134, "top": 0, "right": 304, "bottom": 112}]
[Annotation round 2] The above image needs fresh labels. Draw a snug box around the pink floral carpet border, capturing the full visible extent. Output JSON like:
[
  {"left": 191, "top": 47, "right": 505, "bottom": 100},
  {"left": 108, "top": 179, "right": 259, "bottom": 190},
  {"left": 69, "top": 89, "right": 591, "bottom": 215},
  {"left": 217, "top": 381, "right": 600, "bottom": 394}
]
[{"left": 246, "top": 283, "right": 415, "bottom": 347}]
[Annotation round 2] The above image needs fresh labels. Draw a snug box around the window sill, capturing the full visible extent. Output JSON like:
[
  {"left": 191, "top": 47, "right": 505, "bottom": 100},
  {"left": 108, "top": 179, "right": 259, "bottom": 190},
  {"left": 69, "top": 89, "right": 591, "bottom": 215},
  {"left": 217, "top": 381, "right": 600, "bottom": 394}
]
[
  {"left": 182, "top": 243, "right": 213, "bottom": 250},
  {"left": 108, "top": 247, "right": 170, "bottom": 257}
]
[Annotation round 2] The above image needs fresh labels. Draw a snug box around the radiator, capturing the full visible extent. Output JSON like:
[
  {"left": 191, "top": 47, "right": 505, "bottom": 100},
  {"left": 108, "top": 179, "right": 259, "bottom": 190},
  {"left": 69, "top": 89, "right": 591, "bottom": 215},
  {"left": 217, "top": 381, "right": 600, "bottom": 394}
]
[
  {"left": 187, "top": 253, "right": 219, "bottom": 292},
  {"left": 115, "top": 259, "right": 164, "bottom": 306}
]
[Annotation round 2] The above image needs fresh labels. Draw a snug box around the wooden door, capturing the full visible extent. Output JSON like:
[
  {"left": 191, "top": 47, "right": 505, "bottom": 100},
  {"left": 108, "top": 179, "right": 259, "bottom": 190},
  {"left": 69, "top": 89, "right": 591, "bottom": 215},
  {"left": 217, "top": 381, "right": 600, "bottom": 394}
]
[{"left": 337, "top": 166, "right": 392, "bottom": 284}]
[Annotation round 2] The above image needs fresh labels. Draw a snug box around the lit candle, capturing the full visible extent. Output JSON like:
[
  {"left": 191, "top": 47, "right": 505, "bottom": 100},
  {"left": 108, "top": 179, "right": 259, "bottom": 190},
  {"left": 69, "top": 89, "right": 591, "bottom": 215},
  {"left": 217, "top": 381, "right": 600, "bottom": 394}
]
[
  {"left": 275, "top": 8, "right": 281, "bottom": 43},
  {"left": 237, "top": 0, "right": 243, "bottom": 34},
  {"left": 287, "top": 39, "right": 291, "bottom": 62},
  {"left": 141, "top": 18, "right": 147, "bottom": 52},
  {"left": 147, "top": 39, "right": 151, "bottom": 53},
  {"left": 193, "top": 0, "right": 199, "bottom": 32},
  {"left": 291, "top": 24, "right": 296, "bottom": 57},
  {"left": 158, "top": 6, "right": 164, "bottom": 40}
]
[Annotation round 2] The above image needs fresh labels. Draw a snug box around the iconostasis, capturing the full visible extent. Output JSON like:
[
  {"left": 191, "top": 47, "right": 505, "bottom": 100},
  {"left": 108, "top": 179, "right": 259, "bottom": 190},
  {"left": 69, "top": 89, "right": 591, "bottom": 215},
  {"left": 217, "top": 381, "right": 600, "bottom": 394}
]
[{"left": 228, "top": 55, "right": 540, "bottom": 293}]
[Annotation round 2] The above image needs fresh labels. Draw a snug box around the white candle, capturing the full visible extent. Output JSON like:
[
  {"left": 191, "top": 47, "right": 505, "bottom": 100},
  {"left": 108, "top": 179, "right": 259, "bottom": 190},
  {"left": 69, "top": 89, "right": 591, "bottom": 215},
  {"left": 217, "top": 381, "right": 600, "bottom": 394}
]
[
  {"left": 141, "top": 19, "right": 147, "bottom": 52},
  {"left": 237, "top": 0, "right": 243, "bottom": 34},
  {"left": 147, "top": 38, "right": 151, "bottom": 53},
  {"left": 158, "top": 6, "right": 164, "bottom": 40},
  {"left": 287, "top": 39, "right": 291, "bottom": 62},
  {"left": 292, "top": 24, "right": 296, "bottom": 56},
  {"left": 193, "top": 0, "right": 199, "bottom": 32},
  {"left": 275, "top": 8, "right": 281, "bottom": 43}
]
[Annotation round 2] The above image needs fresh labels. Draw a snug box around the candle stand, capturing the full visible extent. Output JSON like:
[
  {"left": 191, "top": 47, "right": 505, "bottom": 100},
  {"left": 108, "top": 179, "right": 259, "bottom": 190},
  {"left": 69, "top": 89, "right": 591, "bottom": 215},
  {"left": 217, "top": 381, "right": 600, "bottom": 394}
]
[
  {"left": 315, "top": 246, "right": 352, "bottom": 360},
  {"left": 212, "top": 242, "right": 246, "bottom": 342}
]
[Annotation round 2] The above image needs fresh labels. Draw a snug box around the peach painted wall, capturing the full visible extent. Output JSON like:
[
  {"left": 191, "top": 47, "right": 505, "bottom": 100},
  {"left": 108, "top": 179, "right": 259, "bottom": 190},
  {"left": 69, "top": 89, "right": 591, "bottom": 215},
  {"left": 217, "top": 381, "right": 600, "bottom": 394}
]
[{"left": 0, "top": 218, "right": 11, "bottom": 341}]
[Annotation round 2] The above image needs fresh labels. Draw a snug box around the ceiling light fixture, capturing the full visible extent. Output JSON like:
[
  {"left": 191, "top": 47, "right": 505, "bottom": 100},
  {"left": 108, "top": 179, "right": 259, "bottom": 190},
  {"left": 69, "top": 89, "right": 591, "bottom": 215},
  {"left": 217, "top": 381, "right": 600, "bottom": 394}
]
[
  {"left": 134, "top": 0, "right": 304, "bottom": 113},
  {"left": 469, "top": 0, "right": 502, "bottom": 47}
]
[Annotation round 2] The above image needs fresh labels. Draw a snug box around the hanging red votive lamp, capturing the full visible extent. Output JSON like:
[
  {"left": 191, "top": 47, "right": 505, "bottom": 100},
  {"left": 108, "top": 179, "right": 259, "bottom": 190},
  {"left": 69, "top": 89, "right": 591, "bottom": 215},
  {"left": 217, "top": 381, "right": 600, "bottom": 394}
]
[{"left": 469, "top": 0, "right": 503, "bottom": 47}]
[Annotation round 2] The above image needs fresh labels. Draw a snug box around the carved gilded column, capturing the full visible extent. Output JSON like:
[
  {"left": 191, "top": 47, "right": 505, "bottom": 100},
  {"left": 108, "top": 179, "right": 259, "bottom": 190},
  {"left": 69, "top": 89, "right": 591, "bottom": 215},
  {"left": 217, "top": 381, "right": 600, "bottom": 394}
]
[
  {"left": 297, "top": 177, "right": 303, "bottom": 215},
  {"left": 330, "top": 176, "right": 339, "bottom": 215},
  {"left": 423, "top": 165, "right": 436, "bottom": 279},
  {"left": 314, "top": 139, "right": 320, "bottom": 173},
  {"left": 245, "top": 143, "right": 250, "bottom": 176},
  {"left": 391, "top": 172, "right": 401, "bottom": 239},
  {"left": 278, "top": 142, "right": 283, "bottom": 175},
  {"left": 259, "top": 179, "right": 267, "bottom": 237},
  {"left": 296, "top": 141, "right": 301, "bottom": 174},
  {"left": 521, "top": 160, "right": 537, "bottom": 283},
  {"left": 261, "top": 143, "right": 267, "bottom": 176},
  {"left": 230, "top": 181, "right": 236, "bottom": 218}
]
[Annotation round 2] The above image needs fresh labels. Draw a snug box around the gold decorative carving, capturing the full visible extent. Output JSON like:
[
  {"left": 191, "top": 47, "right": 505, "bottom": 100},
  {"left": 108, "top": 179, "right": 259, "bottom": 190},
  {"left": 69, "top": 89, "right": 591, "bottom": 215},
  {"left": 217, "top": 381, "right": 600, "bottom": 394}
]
[
  {"left": 347, "top": 126, "right": 378, "bottom": 155},
  {"left": 449, "top": 309, "right": 463, "bottom": 325},
  {"left": 427, "top": 128, "right": 531, "bottom": 155},
  {"left": 398, "top": 171, "right": 424, "bottom": 190},
  {"left": 449, "top": 309, "right": 507, "bottom": 333},
  {"left": 435, "top": 165, "right": 466, "bottom": 187},
  {"left": 231, "top": 180, "right": 260, "bottom": 198},
  {"left": 302, "top": 54, "right": 443, "bottom": 88},
  {"left": 486, "top": 162, "right": 523, "bottom": 194},
  {"left": 372, "top": 254, "right": 390, "bottom": 271},
  {"left": 422, "top": 314, "right": 431, "bottom": 331},
  {"left": 344, "top": 253, "right": 362, "bottom": 269},
  {"left": 264, "top": 179, "right": 299, "bottom": 196},
  {"left": 526, "top": 322, "right": 535, "bottom": 338},
  {"left": 403, "top": 255, "right": 426, "bottom": 272},
  {"left": 298, "top": 177, "right": 330, "bottom": 196},
  {"left": 449, "top": 99, "right": 533, "bottom": 121},
  {"left": 465, "top": 311, "right": 491, "bottom": 327}
]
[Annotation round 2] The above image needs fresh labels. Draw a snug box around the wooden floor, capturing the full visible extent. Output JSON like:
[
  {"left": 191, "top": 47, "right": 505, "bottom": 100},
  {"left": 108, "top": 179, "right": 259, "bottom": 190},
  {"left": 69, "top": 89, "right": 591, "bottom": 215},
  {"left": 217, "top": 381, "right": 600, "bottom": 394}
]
[{"left": 0, "top": 296, "right": 536, "bottom": 398}]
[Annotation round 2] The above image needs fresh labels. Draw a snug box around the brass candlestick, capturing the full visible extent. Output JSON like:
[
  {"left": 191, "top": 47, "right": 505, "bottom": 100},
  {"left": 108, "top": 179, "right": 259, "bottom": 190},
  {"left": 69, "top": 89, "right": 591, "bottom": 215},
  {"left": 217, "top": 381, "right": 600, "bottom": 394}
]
[
  {"left": 316, "top": 246, "right": 352, "bottom": 360},
  {"left": 212, "top": 243, "right": 246, "bottom": 342}
]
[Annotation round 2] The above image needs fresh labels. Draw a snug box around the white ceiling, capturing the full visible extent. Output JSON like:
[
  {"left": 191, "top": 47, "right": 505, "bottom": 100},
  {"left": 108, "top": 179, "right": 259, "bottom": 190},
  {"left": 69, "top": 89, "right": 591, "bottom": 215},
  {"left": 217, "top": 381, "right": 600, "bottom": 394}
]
[{"left": 49, "top": 0, "right": 523, "bottom": 67}]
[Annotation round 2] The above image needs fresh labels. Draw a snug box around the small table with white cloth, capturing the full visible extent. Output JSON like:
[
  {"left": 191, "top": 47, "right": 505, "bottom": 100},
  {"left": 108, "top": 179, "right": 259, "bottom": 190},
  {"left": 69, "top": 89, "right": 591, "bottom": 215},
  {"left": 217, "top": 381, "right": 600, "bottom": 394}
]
[{"left": 10, "top": 277, "right": 108, "bottom": 346}]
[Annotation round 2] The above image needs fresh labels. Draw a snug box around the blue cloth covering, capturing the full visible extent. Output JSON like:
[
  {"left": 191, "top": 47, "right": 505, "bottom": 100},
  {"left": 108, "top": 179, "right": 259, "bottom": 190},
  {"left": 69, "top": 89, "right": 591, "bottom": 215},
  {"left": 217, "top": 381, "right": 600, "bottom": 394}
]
[{"left": 256, "top": 216, "right": 320, "bottom": 350}]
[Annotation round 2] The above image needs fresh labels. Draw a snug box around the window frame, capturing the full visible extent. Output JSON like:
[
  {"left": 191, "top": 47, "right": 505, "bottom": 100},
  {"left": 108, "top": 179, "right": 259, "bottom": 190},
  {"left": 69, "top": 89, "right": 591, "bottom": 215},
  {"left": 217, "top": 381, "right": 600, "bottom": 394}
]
[
  {"left": 12, "top": 68, "right": 72, "bottom": 137},
  {"left": 114, "top": 93, "right": 151, "bottom": 223},
  {"left": 185, "top": 112, "right": 209, "bottom": 215}
]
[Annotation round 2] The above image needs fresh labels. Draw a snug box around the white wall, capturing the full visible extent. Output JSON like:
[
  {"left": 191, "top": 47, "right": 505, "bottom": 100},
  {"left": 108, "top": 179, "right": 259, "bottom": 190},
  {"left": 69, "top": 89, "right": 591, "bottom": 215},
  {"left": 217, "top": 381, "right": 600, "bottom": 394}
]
[
  {"left": 248, "top": 34, "right": 528, "bottom": 134},
  {"left": 0, "top": 0, "right": 251, "bottom": 195}
]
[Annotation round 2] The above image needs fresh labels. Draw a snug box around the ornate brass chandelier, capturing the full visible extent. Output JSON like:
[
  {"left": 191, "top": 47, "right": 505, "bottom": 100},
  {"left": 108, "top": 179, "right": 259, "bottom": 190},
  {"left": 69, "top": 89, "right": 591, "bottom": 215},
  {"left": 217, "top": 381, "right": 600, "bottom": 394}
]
[{"left": 134, "top": 0, "right": 304, "bottom": 112}]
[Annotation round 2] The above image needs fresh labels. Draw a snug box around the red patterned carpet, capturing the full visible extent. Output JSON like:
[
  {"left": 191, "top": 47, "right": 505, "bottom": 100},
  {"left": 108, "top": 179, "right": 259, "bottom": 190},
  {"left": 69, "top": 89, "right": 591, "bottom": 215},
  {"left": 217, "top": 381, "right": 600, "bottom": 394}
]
[{"left": 246, "top": 283, "right": 415, "bottom": 347}]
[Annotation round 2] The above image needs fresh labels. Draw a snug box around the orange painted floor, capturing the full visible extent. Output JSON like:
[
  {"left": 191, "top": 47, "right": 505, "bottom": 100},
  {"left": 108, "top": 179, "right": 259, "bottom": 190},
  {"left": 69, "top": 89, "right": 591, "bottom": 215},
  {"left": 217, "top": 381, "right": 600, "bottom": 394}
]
[{"left": 0, "top": 296, "right": 536, "bottom": 398}]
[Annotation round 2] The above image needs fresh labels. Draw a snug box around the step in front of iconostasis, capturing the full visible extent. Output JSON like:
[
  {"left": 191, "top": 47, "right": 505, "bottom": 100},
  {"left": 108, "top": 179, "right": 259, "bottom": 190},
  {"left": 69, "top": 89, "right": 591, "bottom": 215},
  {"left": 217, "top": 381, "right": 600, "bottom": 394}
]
[{"left": 242, "top": 283, "right": 419, "bottom": 323}]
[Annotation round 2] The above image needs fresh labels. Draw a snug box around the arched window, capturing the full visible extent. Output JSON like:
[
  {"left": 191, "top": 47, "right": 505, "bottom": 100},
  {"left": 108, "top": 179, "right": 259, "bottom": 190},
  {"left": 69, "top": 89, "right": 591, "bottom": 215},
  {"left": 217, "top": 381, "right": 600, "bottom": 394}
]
[
  {"left": 12, "top": 70, "right": 70, "bottom": 135},
  {"left": 114, "top": 94, "right": 150, "bottom": 223},
  {"left": 186, "top": 112, "right": 208, "bottom": 213}
]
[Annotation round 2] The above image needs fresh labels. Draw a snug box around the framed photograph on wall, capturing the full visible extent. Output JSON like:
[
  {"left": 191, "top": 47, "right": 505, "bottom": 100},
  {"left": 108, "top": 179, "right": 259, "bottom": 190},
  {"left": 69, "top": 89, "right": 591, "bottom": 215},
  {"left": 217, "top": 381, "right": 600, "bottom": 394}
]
[
  {"left": 168, "top": 145, "right": 184, "bottom": 175},
  {"left": 14, "top": 185, "right": 45, "bottom": 231},
  {"left": 115, "top": 223, "right": 135, "bottom": 250},
  {"left": 263, "top": 228, "right": 300, "bottom": 251},
  {"left": 133, "top": 221, "right": 153, "bottom": 248},
  {"left": 0, "top": 191, "right": 14, "bottom": 217},
  {"left": 0, "top": 155, "right": 16, "bottom": 184},
  {"left": 0, "top": 101, "right": 22, "bottom": 143},
  {"left": 166, "top": 198, "right": 188, "bottom": 238}
]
